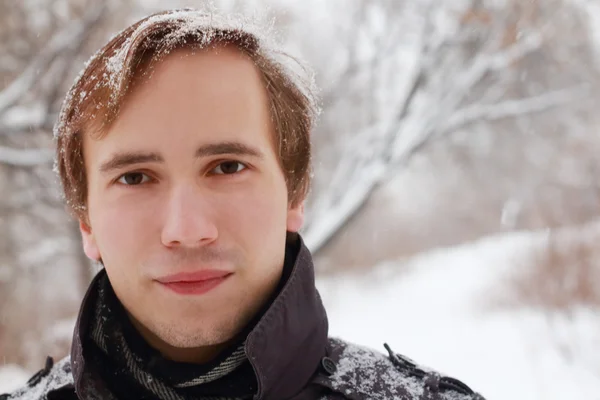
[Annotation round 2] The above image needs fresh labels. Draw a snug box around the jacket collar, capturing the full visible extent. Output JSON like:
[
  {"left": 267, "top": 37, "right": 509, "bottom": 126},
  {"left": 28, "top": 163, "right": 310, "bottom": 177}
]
[{"left": 70, "top": 235, "right": 329, "bottom": 400}]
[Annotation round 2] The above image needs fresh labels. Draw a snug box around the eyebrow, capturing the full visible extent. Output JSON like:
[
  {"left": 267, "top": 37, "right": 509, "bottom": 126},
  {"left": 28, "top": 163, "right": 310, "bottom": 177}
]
[
  {"left": 195, "top": 142, "right": 264, "bottom": 159},
  {"left": 99, "top": 141, "right": 264, "bottom": 173},
  {"left": 99, "top": 152, "right": 162, "bottom": 173}
]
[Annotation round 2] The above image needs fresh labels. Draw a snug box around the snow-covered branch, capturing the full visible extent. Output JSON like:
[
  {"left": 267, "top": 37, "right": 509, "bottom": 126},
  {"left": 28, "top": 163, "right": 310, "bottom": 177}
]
[
  {"left": 388, "top": 33, "right": 546, "bottom": 165},
  {"left": 320, "top": 2, "right": 378, "bottom": 108},
  {"left": 302, "top": 4, "right": 433, "bottom": 254},
  {"left": 0, "top": 2, "right": 106, "bottom": 119},
  {"left": 0, "top": 104, "right": 47, "bottom": 134},
  {"left": 0, "top": 146, "right": 54, "bottom": 167},
  {"left": 433, "top": 33, "right": 544, "bottom": 128},
  {"left": 443, "top": 85, "right": 591, "bottom": 133}
]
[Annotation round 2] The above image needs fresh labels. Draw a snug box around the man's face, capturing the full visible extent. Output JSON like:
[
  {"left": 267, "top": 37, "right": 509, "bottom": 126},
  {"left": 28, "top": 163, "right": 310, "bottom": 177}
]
[{"left": 80, "top": 46, "right": 304, "bottom": 359}]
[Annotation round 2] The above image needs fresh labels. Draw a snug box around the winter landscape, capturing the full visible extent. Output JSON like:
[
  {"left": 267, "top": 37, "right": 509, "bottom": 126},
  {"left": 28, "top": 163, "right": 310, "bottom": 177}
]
[{"left": 1, "top": 0, "right": 600, "bottom": 399}]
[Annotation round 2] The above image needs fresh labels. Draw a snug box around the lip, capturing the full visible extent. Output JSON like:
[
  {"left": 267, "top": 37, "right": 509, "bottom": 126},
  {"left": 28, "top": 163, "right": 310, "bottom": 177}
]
[{"left": 156, "top": 270, "right": 233, "bottom": 295}]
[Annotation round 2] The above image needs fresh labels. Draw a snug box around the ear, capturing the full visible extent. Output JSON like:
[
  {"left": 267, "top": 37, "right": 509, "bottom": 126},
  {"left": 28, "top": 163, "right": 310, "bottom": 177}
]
[
  {"left": 79, "top": 219, "right": 101, "bottom": 262},
  {"left": 286, "top": 201, "right": 305, "bottom": 233}
]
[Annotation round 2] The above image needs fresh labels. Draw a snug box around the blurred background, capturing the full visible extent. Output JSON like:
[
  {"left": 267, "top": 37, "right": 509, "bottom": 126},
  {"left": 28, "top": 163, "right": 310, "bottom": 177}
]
[{"left": 1, "top": 0, "right": 599, "bottom": 398}]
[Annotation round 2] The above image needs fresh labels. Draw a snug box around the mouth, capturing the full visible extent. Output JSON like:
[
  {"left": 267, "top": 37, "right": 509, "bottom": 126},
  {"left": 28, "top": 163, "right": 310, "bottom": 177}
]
[{"left": 155, "top": 270, "right": 233, "bottom": 296}]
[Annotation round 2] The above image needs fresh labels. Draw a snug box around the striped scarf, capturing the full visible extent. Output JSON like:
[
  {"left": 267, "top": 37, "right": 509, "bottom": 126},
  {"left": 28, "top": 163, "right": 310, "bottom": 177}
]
[{"left": 89, "top": 275, "right": 255, "bottom": 400}]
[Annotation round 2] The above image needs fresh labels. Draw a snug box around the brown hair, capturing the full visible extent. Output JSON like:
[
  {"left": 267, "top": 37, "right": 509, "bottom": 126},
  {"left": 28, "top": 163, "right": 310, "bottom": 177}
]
[{"left": 54, "top": 9, "right": 318, "bottom": 221}]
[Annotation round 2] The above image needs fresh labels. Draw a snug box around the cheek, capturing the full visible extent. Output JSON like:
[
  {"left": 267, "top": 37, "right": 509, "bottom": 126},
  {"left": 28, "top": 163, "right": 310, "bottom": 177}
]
[
  {"left": 217, "top": 178, "right": 288, "bottom": 235},
  {"left": 89, "top": 190, "right": 161, "bottom": 260}
]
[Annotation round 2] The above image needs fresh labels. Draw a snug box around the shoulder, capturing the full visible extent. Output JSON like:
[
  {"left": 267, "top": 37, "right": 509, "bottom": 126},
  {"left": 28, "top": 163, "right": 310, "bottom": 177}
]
[
  {"left": 316, "top": 338, "right": 485, "bottom": 400},
  {"left": 0, "top": 356, "right": 74, "bottom": 400}
]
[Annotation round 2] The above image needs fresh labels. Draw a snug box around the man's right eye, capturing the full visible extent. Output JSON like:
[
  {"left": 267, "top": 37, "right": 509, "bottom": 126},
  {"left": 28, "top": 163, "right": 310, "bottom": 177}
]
[{"left": 117, "top": 172, "right": 151, "bottom": 186}]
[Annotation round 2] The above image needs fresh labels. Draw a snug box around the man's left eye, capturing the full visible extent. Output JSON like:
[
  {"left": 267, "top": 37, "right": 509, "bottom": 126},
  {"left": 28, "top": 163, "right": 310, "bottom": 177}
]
[{"left": 212, "top": 161, "right": 247, "bottom": 175}]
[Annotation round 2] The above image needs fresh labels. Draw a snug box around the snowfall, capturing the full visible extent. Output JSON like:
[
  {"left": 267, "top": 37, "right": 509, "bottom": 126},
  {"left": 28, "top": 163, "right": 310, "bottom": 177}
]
[{"left": 1, "top": 228, "right": 599, "bottom": 399}]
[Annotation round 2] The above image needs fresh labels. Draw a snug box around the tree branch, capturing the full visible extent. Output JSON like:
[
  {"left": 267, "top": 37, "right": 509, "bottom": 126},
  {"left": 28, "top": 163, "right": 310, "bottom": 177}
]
[
  {"left": 389, "top": 32, "right": 546, "bottom": 164},
  {"left": 0, "top": 146, "right": 53, "bottom": 167},
  {"left": 443, "top": 85, "right": 591, "bottom": 132},
  {"left": 0, "top": 104, "right": 46, "bottom": 134},
  {"left": 0, "top": 2, "right": 106, "bottom": 115},
  {"left": 303, "top": 3, "right": 435, "bottom": 254},
  {"left": 433, "top": 33, "right": 543, "bottom": 124}
]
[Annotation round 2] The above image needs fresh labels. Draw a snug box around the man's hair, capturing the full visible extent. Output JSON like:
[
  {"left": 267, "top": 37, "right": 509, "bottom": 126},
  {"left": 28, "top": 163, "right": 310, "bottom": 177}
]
[{"left": 54, "top": 9, "right": 318, "bottom": 221}]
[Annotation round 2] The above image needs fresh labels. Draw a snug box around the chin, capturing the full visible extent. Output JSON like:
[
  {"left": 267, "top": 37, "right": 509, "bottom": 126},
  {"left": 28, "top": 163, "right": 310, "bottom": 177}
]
[{"left": 157, "top": 323, "right": 238, "bottom": 348}]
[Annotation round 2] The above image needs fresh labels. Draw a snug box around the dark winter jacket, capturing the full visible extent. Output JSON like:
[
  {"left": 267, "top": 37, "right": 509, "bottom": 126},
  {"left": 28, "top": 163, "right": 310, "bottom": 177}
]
[{"left": 1, "top": 236, "right": 486, "bottom": 400}]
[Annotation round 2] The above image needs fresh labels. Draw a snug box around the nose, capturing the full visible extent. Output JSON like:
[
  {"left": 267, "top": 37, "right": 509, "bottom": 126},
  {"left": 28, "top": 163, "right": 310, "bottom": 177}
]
[{"left": 161, "top": 184, "right": 218, "bottom": 248}]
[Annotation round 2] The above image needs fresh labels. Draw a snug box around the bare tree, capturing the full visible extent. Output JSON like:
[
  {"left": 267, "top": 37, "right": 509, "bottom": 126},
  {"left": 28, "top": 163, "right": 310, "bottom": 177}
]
[
  {"left": 0, "top": 0, "right": 118, "bottom": 369},
  {"left": 300, "top": 0, "right": 597, "bottom": 255}
]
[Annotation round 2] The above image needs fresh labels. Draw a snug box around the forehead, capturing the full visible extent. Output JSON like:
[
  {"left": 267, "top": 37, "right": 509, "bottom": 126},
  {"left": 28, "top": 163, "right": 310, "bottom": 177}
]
[
  {"left": 86, "top": 46, "right": 274, "bottom": 153},
  {"left": 128, "top": 45, "right": 267, "bottom": 120},
  {"left": 131, "top": 44, "right": 262, "bottom": 95}
]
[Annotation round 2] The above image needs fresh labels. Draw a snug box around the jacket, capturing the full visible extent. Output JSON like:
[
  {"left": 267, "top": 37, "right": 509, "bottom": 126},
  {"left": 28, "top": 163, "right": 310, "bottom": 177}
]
[{"left": 1, "top": 237, "right": 485, "bottom": 400}]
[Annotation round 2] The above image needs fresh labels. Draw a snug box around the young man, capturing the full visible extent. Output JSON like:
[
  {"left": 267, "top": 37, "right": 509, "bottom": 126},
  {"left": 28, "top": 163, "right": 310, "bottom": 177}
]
[{"left": 2, "top": 9, "right": 485, "bottom": 400}]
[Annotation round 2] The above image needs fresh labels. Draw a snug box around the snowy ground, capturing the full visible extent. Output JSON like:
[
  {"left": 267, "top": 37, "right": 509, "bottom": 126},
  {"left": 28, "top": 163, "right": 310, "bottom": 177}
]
[
  {"left": 318, "top": 229, "right": 600, "bottom": 400},
  {"left": 2, "top": 229, "right": 599, "bottom": 398},
  {"left": 0, "top": 364, "right": 29, "bottom": 393}
]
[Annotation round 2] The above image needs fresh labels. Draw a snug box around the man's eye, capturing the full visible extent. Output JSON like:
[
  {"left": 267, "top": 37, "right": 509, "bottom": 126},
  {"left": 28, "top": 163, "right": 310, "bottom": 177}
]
[
  {"left": 117, "top": 172, "right": 151, "bottom": 185},
  {"left": 212, "top": 161, "right": 247, "bottom": 175}
]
